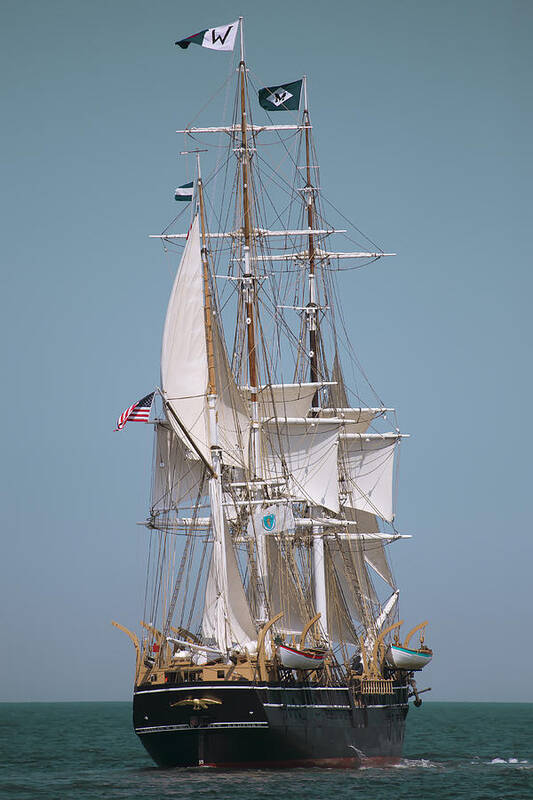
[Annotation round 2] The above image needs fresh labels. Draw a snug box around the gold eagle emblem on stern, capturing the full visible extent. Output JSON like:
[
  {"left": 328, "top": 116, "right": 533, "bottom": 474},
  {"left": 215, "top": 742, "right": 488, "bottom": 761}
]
[{"left": 170, "top": 696, "right": 222, "bottom": 711}]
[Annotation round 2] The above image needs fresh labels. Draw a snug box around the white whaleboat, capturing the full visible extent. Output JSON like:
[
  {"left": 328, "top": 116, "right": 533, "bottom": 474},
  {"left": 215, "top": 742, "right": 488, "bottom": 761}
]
[
  {"left": 278, "top": 643, "right": 326, "bottom": 670},
  {"left": 113, "top": 16, "right": 433, "bottom": 769},
  {"left": 387, "top": 645, "right": 433, "bottom": 671},
  {"left": 386, "top": 622, "right": 433, "bottom": 670}
]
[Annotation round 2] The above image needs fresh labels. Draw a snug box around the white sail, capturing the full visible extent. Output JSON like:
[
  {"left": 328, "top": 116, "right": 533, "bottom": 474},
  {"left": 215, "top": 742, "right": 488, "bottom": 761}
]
[
  {"left": 340, "top": 434, "right": 399, "bottom": 522},
  {"left": 364, "top": 540, "right": 395, "bottom": 588},
  {"left": 343, "top": 508, "right": 396, "bottom": 588},
  {"left": 319, "top": 407, "right": 388, "bottom": 433},
  {"left": 263, "top": 419, "right": 340, "bottom": 512},
  {"left": 212, "top": 316, "right": 250, "bottom": 468},
  {"left": 257, "top": 383, "right": 325, "bottom": 420},
  {"left": 152, "top": 423, "right": 206, "bottom": 514},
  {"left": 202, "top": 476, "right": 256, "bottom": 651},
  {"left": 161, "top": 216, "right": 210, "bottom": 462},
  {"left": 161, "top": 215, "right": 250, "bottom": 468}
]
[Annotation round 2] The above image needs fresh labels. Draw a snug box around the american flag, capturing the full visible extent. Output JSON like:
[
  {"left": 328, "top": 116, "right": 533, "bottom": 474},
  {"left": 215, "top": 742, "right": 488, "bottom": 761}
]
[{"left": 115, "top": 392, "right": 154, "bottom": 431}]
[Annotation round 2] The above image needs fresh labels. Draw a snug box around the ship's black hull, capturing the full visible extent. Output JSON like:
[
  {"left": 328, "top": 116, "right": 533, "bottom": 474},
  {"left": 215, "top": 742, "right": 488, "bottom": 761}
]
[{"left": 133, "top": 681, "right": 409, "bottom": 768}]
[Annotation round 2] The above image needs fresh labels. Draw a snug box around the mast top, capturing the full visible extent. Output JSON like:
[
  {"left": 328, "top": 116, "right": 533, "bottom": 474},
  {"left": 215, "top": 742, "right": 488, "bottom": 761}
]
[{"left": 239, "top": 16, "right": 244, "bottom": 62}]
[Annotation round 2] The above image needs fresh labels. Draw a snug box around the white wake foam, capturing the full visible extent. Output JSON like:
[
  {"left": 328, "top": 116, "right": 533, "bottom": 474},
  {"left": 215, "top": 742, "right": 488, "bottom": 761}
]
[{"left": 392, "top": 758, "right": 439, "bottom": 769}]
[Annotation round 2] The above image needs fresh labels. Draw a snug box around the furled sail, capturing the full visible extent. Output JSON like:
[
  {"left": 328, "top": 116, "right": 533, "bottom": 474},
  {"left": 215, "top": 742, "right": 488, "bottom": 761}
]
[
  {"left": 262, "top": 420, "right": 340, "bottom": 512},
  {"left": 340, "top": 434, "right": 399, "bottom": 522},
  {"left": 363, "top": 590, "right": 399, "bottom": 653},
  {"left": 375, "top": 590, "right": 399, "bottom": 632},
  {"left": 202, "top": 476, "right": 256, "bottom": 651}
]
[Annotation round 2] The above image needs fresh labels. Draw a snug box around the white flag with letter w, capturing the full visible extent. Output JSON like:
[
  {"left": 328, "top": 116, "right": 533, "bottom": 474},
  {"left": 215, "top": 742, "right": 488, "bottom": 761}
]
[
  {"left": 202, "top": 21, "right": 239, "bottom": 51},
  {"left": 176, "top": 20, "right": 239, "bottom": 52}
]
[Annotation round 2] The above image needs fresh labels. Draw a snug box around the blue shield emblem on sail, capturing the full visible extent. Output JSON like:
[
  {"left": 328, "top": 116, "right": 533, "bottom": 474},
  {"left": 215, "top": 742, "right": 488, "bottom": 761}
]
[{"left": 262, "top": 513, "right": 276, "bottom": 531}]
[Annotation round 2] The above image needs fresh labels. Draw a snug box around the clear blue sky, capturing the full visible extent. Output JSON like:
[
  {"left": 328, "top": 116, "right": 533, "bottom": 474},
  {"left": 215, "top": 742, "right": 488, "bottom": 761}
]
[{"left": 1, "top": 0, "right": 531, "bottom": 702}]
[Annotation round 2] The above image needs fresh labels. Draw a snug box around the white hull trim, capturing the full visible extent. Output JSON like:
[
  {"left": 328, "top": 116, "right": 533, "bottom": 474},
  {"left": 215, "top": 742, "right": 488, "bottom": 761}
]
[
  {"left": 136, "top": 721, "right": 269, "bottom": 734},
  {"left": 135, "top": 684, "right": 349, "bottom": 695}
]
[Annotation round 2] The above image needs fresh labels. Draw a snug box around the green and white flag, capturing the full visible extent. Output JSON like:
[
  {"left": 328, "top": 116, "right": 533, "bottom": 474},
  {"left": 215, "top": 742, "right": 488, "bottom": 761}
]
[
  {"left": 258, "top": 79, "right": 303, "bottom": 111},
  {"left": 175, "top": 20, "right": 239, "bottom": 52},
  {"left": 174, "top": 181, "right": 194, "bottom": 201}
]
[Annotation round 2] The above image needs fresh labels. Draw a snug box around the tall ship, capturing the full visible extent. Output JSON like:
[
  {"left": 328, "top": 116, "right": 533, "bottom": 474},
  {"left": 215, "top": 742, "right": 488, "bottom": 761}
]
[{"left": 113, "top": 18, "right": 432, "bottom": 768}]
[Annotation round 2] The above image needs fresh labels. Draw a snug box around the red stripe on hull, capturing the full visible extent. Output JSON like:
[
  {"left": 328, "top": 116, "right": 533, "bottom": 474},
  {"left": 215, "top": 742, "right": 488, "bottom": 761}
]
[
  {"left": 279, "top": 645, "right": 323, "bottom": 659},
  {"left": 360, "top": 755, "right": 403, "bottom": 767}
]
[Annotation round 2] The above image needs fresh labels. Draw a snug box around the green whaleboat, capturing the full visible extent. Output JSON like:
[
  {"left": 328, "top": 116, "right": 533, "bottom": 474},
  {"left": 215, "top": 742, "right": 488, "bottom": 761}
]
[{"left": 113, "top": 16, "right": 432, "bottom": 768}]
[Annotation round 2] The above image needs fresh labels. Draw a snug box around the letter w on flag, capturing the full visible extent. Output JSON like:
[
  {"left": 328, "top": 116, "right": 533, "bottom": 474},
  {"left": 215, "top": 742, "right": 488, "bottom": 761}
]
[{"left": 175, "top": 20, "right": 239, "bottom": 52}]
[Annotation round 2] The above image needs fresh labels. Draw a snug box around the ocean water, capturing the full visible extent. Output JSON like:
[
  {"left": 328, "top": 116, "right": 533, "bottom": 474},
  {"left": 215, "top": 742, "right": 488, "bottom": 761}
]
[{"left": 0, "top": 702, "right": 531, "bottom": 799}]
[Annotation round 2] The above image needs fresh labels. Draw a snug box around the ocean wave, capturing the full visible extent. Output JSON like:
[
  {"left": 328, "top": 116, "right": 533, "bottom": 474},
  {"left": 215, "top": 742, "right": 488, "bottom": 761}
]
[
  {"left": 392, "top": 758, "right": 440, "bottom": 769},
  {"left": 487, "top": 757, "right": 529, "bottom": 766}
]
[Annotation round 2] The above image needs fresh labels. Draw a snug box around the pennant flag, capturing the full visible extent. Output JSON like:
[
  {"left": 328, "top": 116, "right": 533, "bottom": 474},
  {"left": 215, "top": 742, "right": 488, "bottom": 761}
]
[
  {"left": 175, "top": 20, "right": 239, "bottom": 52},
  {"left": 115, "top": 392, "right": 154, "bottom": 431},
  {"left": 174, "top": 181, "right": 194, "bottom": 202},
  {"left": 258, "top": 79, "right": 303, "bottom": 112}
]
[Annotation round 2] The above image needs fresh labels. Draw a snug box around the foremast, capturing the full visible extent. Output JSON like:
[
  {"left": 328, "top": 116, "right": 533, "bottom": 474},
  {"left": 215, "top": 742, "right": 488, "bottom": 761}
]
[
  {"left": 197, "top": 155, "right": 226, "bottom": 659},
  {"left": 197, "top": 154, "right": 218, "bottom": 446}
]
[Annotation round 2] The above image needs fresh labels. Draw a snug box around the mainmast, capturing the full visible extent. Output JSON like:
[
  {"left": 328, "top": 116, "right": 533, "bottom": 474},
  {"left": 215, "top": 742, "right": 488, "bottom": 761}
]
[
  {"left": 301, "top": 77, "right": 328, "bottom": 642},
  {"left": 302, "top": 76, "right": 320, "bottom": 407},
  {"left": 239, "top": 19, "right": 267, "bottom": 621}
]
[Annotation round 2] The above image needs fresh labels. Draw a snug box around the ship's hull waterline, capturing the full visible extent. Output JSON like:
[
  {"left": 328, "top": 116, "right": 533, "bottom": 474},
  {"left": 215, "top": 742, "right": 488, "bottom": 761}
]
[{"left": 133, "top": 682, "right": 409, "bottom": 768}]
